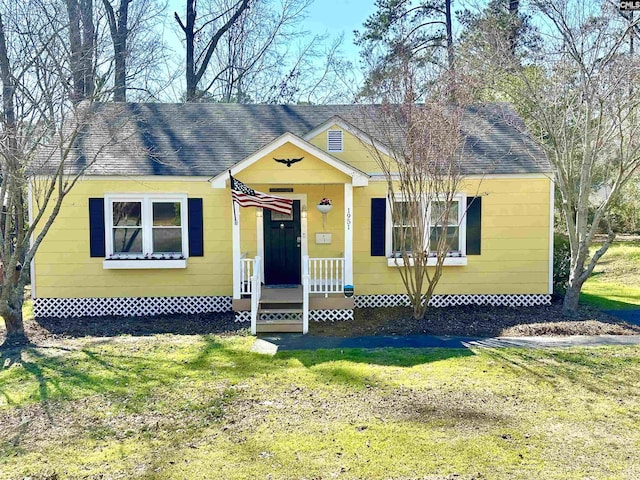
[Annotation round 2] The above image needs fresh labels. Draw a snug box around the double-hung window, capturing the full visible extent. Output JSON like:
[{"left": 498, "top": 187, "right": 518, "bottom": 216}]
[
  {"left": 429, "top": 199, "right": 463, "bottom": 256},
  {"left": 104, "top": 194, "right": 188, "bottom": 268},
  {"left": 387, "top": 193, "right": 467, "bottom": 266}
]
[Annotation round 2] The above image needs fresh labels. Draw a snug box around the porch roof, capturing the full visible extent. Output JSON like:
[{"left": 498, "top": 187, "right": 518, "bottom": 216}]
[{"left": 210, "top": 132, "right": 369, "bottom": 187}]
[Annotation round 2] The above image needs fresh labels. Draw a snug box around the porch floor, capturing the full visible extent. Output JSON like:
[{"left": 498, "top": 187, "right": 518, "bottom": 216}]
[{"left": 260, "top": 286, "right": 303, "bottom": 303}]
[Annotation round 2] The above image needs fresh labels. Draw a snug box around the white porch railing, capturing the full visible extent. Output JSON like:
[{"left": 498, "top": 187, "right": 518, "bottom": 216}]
[
  {"left": 302, "top": 256, "right": 310, "bottom": 334},
  {"left": 240, "top": 255, "right": 254, "bottom": 295},
  {"left": 308, "top": 257, "right": 345, "bottom": 295},
  {"left": 250, "top": 256, "right": 261, "bottom": 336},
  {"left": 242, "top": 255, "right": 343, "bottom": 336}
]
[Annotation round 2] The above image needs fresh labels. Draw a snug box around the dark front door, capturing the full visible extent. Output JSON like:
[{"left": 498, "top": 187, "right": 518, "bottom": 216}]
[{"left": 264, "top": 200, "right": 301, "bottom": 285}]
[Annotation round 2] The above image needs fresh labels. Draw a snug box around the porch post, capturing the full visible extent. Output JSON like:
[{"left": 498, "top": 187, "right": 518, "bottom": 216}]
[
  {"left": 232, "top": 201, "right": 241, "bottom": 299},
  {"left": 344, "top": 182, "right": 353, "bottom": 287}
]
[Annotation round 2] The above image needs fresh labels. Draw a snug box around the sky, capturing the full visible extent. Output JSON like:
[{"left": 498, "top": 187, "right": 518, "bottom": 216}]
[
  {"left": 166, "top": 0, "right": 378, "bottom": 63},
  {"left": 162, "top": 0, "right": 378, "bottom": 100},
  {"left": 304, "top": 0, "right": 378, "bottom": 61}
]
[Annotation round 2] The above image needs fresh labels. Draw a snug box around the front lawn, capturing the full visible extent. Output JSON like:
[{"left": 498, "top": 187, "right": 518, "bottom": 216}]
[
  {"left": 2, "top": 335, "right": 640, "bottom": 479},
  {"left": 582, "top": 240, "right": 640, "bottom": 309}
]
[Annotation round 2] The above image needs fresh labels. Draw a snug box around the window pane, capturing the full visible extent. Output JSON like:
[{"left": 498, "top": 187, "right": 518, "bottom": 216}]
[
  {"left": 113, "top": 228, "right": 143, "bottom": 253},
  {"left": 153, "top": 228, "right": 182, "bottom": 253},
  {"left": 393, "top": 226, "right": 414, "bottom": 253},
  {"left": 113, "top": 202, "right": 141, "bottom": 226},
  {"left": 431, "top": 201, "right": 458, "bottom": 226},
  {"left": 393, "top": 200, "right": 418, "bottom": 227},
  {"left": 430, "top": 226, "right": 459, "bottom": 252},
  {"left": 153, "top": 202, "right": 181, "bottom": 226}
]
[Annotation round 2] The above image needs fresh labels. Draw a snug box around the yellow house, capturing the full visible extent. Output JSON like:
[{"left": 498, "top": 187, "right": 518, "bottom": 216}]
[{"left": 30, "top": 103, "right": 553, "bottom": 334}]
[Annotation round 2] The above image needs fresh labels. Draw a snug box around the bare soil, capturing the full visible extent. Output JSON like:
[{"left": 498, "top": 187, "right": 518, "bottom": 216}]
[
  {"left": 0, "top": 298, "right": 633, "bottom": 346},
  {"left": 310, "top": 300, "right": 640, "bottom": 337}
]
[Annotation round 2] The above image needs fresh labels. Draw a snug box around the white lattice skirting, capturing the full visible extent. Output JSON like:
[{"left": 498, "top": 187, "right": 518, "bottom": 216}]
[
  {"left": 310, "top": 309, "right": 354, "bottom": 322},
  {"left": 33, "top": 296, "right": 232, "bottom": 318},
  {"left": 234, "top": 309, "right": 354, "bottom": 322},
  {"left": 354, "top": 294, "right": 552, "bottom": 309}
]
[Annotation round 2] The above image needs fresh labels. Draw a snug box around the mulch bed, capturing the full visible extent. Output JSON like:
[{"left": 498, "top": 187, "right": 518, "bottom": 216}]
[
  {"left": 2, "top": 299, "right": 639, "bottom": 345},
  {"left": 310, "top": 299, "right": 640, "bottom": 337},
  {"left": 20, "top": 311, "right": 248, "bottom": 344}
]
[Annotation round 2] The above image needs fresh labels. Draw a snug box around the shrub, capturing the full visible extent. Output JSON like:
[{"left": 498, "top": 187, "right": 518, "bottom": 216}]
[{"left": 553, "top": 234, "right": 571, "bottom": 298}]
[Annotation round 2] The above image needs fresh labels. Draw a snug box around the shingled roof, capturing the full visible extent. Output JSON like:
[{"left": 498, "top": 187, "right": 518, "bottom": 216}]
[{"left": 36, "top": 103, "right": 550, "bottom": 177}]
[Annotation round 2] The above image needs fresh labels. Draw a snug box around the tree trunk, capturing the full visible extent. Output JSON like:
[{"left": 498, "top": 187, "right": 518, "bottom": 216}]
[
  {"left": 103, "top": 0, "right": 129, "bottom": 102},
  {"left": 0, "top": 295, "right": 27, "bottom": 346},
  {"left": 66, "top": 0, "right": 85, "bottom": 101},
  {"left": 562, "top": 280, "right": 582, "bottom": 316},
  {"left": 508, "top": 0, "right": 519, "bottom": 56},
  {"left": 445, "top": 0, "right": 454, "bottom": 75},
  {"left": 185, "top": 0, "right": 197, "bottom": 101}
]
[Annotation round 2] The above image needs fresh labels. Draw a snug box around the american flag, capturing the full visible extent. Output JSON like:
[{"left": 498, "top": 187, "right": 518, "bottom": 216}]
[{"left": 230, "top": 174, "right": 293, "bottom": 215}]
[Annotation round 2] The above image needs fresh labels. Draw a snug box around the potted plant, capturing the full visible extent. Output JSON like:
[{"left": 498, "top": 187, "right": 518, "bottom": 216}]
[{"left": 317, "top": 197, "right": 332, "bottom": 214}]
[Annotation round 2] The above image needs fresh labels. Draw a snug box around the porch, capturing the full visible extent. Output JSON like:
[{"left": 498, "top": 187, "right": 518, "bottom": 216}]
[{"left": 235, "top": 256, "right": 354, "bottom": 334}]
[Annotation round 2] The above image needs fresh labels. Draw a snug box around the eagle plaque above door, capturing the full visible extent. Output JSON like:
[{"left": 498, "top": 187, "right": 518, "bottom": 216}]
[{"left": 273, "top": 157, "right": 303, "bottom": 167}]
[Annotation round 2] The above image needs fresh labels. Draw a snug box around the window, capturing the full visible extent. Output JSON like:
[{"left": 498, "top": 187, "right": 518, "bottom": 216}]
[
  {"left": 104, "top": 194, "right": 188, "bottom": 268},
  {"left": 386, "top": 194, "right": 467, "bottom": 266},
  {"left": 327, "top": 129, "right": 343, "bottom": 152},
  {"left": 392, "top": 199, "right": 419, "bottom": 254},
  {"left": 429, "top": 200, "right": 461, "bottom": 254}
]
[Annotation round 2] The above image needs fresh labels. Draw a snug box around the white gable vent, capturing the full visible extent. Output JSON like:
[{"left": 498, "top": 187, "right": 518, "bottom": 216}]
[{"left": 327, "top": 129, "right": 343, "bottom": 152}]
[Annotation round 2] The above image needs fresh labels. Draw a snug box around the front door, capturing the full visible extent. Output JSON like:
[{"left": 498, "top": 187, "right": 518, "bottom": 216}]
[{"left": 263, "top": 200, "right": 301, "bottom": 285}]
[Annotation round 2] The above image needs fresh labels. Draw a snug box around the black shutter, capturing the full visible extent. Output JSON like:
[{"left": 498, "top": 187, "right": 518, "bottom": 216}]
[
  {"left": 89, "top": 198, "right": 106, "bottom": 257},
  {"left": 466, "top": 197, "right": 482, "bottom": 255},
  {"left": 188, "top": 198, "right": 204, "bottom": 257},
  {"left": 371, "top": 198, "right": 386, "bottom": 256}
]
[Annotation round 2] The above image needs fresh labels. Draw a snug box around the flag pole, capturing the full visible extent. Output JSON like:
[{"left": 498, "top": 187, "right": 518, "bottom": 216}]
[{"left": 229, "top": 170, "right": 238, "bottom": 225}]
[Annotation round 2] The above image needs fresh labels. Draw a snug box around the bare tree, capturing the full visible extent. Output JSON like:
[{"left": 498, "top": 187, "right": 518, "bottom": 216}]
[
  {"left": 174, "top": 0, "right": 252, "bottom": 102},
  {"left": 101, "top": 0, "right": 169, "bottom": 102},
  {"left": 0, "top": 4, "right": 129, "bottom": 345},
  {"left": 489, "top": 0, "right": 640, "bottom": 313},
  {"left": 66, "top": 0, "right": 97, "bottom": 101},
  {"left": 360, "top": 69, "right": 473, "bottom": 319}
]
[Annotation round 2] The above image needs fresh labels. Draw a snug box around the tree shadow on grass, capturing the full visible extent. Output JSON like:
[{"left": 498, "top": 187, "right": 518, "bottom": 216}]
[
  {"left": 277, "top": 347, "right": 475, "bottom": 387},
  {"left": 472, "top": 345, "right": 640, "bottom": 397},
  {"left": 580, "top": 292, "right": 640, "bottom": 311},
  {"left": 0, "top": 335, "right": 275, "bottom": 435}
]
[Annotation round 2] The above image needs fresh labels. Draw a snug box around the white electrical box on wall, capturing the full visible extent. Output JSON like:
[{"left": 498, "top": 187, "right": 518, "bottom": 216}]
[{"left": 315, "top": 233, "right": 332, "bottom": 244}]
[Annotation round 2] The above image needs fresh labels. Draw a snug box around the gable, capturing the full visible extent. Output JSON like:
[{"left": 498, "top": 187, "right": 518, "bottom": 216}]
[
  {"left": 239, "top": 142, "right": 352, "bottom": 184},
  {"left": 210, "top": 132, "right": 369, "bottom": 188},
  {"left": 306, "top": 124, "right": 384, "bottom": 174}
]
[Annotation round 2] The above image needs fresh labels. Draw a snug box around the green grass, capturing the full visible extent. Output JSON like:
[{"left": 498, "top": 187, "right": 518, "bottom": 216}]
[
  {"left": 582, "top": 240, "right": 640, "bottom": 309},
  {"left": 2, "top": 335, "right": 640, "bottom": 479}
]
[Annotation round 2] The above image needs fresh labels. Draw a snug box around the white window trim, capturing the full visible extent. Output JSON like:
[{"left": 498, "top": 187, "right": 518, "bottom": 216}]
[
  {"left": 385, "top": 193, "right": 467, "bottom": 267},
  {"left": 327, "top": 129, "right": 343, "bottom": 152},
  {"left": 103, "top": 193, "right": 189, "bottom": 269}
]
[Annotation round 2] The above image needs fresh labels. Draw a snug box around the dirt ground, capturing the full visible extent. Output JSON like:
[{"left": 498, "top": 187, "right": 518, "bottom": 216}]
[
  {"left": 5, "top": 298, "right": 638, "bottom": 345},
  {"left": 310, "top": 300, "right": 640, "bottom": 337}
]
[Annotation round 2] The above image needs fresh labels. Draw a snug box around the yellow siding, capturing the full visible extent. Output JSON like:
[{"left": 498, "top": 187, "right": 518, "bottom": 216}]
[
  {"left": 353, "top": 177, "right": 551, "bottom": 295},
  {"left": 239, "top": 143, "right": 350, "bottom": 184},
  {"left": 308, "top": 125, "right": 383, "bottom": 173},
  {"left": 33, "top": 179, "right": 234, "bottom": 298},
  {"left": 33, "top": 161, "right": 551, "bottom": 299}
]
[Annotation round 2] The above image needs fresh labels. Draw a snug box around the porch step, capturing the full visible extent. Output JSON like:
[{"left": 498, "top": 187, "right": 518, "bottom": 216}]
[
  {"left": 259, "top": 308, "right": 303, "bottom": 314},
  {"left": 256, "top": 321, "right": 303, "bottom": 333}
]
